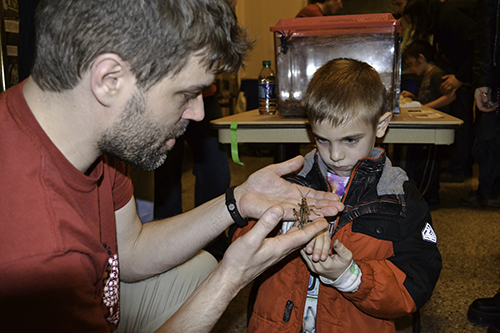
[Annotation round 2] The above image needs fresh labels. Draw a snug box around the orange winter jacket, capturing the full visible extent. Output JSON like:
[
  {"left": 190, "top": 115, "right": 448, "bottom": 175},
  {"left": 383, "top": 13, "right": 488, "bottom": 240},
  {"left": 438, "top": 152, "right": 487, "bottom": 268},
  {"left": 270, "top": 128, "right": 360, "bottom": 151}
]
[{"left": 233, "top": 148, "right": 442, "bottom": 333}]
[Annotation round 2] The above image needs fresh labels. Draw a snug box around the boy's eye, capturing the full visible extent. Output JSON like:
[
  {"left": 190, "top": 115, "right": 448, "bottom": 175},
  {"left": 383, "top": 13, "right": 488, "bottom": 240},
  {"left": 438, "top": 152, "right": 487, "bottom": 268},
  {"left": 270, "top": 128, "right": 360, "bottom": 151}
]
[
  {"left": 315, "top": 137, "right": 328, "bottom": 144},
  {"left": 344, "top": 137, "right": 358, "bottom": 144}
]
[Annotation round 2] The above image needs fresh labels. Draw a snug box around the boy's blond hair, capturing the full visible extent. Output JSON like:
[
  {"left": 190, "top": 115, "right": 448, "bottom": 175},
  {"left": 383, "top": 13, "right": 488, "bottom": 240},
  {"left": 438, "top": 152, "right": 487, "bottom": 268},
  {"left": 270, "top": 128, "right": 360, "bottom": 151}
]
[{"left": 305, "top": 58, "right": 387, "bottom": 129}]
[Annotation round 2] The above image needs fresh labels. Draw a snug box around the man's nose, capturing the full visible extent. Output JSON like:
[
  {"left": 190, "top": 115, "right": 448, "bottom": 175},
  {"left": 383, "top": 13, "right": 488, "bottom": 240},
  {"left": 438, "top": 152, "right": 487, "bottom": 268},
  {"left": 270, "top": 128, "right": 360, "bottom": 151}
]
[{"left": 182, "top": 94, "right": 205, "bottom": 122}]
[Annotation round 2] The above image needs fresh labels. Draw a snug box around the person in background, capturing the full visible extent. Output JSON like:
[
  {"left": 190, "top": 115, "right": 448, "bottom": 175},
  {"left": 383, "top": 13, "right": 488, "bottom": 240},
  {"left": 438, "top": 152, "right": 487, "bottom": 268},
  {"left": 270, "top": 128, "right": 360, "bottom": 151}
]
[
  {"left": 400, "top": 39, "right": 456, "bottom": 209},
  {"left": 234, "top": 59, "right": 441, "bottom": 333},
  {"left": 391, "top": 0, "right": 432, "bottom": 93},
  {"left": 465, "top": 0, "right": 500, "bottom": 331},
  {"left": 459, "top": 0, "right": 500, "bottom": 209},
  {"left": 404, "top": 0, "right": 476, "bottom": 184},
  {"left": 466, "top": 2, "right": 500, "bottom": 329},
  {"left": 401, "top": 40, "right": 456, "bottom": 111},
  {"left": 0, "top": 0, "right": 345, "bottom": 332},
  {"left": 391, "top": 0, "right": 411, "bottom": 50},
  {"left": 296, "top": 0, "right": 343, "bottom": 17},
  {"left": 389, "top": 0, "right": 422, "bottom": 182},
  {"left": 391, "top": 0, "right": 407, "bottom": 18}
]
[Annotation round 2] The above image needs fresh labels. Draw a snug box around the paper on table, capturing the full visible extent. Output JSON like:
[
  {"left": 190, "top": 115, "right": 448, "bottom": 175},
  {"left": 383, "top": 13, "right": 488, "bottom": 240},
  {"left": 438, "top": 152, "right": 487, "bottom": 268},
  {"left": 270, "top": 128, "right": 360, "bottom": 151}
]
[
  {"left": 401, "top": 101, "right": 422, "bottom": 108},
  {"left": 407, "top": 109, "right": 444, "bottom": 119}
]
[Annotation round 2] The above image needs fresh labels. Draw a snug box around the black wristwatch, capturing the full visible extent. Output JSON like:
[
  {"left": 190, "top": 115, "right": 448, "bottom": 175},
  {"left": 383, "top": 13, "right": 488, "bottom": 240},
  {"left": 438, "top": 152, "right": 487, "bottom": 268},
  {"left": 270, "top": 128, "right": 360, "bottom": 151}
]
[{"left": 225, "top": 186, "right": 248, "bottom": 227}]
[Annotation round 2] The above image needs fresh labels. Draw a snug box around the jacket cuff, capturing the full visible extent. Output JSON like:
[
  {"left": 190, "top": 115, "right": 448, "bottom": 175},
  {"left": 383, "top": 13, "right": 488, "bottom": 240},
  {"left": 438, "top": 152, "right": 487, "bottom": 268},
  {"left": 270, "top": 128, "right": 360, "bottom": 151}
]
[{"left": 319, "top": 260, "right": 362, "bottom": 293}]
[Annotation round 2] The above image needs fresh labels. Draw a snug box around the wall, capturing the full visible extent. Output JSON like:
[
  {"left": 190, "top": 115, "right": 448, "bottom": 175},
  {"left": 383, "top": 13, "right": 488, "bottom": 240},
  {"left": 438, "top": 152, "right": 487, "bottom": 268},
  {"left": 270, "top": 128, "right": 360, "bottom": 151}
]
[
  {"left": 236, "top": 0, "right": 307, "bottom": 79},
  {"left": 236, "top": 0, "right": 395, "bottom": 79}
]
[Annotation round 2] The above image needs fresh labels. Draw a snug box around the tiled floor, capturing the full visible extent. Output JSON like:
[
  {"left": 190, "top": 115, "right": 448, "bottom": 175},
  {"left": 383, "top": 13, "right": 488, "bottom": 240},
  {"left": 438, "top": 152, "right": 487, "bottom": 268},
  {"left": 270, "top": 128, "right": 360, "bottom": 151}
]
[{"left": 179, "top": 144, "right": 500, "bottom": 333}]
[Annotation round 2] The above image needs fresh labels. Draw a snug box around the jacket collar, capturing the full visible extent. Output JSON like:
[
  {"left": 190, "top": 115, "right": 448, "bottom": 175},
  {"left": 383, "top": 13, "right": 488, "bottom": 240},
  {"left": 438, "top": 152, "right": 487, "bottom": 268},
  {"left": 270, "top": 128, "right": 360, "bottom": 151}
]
[{"left": 301, "top": 147, "right": 408, "bottom": 196}]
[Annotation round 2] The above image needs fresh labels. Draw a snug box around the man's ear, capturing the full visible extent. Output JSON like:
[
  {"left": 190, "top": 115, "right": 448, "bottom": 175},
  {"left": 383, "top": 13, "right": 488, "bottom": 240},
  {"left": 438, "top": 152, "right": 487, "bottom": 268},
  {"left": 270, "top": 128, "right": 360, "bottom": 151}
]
[
  {"left": 89, "top": 53, "right": 134, "bottom": 107},
  {"left": 376, "top": 111, "right": 393, "bottom": 138}
]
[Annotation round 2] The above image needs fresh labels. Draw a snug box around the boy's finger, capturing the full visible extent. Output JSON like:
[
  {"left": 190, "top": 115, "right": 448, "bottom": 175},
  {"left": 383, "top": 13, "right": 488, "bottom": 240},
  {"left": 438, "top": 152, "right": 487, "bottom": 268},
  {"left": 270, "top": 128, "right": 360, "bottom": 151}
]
[
  {"left": 318, "top": 230, "right": 331, "bottom": 261},
  {"left": 310, "top": 232, "right": 329, "bottom": 262},
  {"left": 333, "top": 239, "right": 352, "bottom": 262}
]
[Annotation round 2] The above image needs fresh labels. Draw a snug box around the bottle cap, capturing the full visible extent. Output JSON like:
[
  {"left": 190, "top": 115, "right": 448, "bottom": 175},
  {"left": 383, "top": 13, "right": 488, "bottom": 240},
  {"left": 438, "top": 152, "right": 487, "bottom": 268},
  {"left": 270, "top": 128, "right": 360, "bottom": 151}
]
[{"left": 263, "top": 60, "right": 271, "bottom": 66}]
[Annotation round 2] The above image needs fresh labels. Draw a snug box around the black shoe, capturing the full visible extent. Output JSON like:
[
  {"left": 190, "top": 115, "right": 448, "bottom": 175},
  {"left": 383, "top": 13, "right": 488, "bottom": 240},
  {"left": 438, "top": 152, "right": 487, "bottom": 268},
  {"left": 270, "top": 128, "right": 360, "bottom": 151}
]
[
  {"left": 468, "top": 291, "right": 500, "bottom": 326},
  {"left": 488, "top": 317, "right": 500, "bottom": 333},
  {"left": 487, "top": 198, "right": 500, "bottom": 208},
  {"left": 460, "top": 191, "right": 485, "bottom": 207}
]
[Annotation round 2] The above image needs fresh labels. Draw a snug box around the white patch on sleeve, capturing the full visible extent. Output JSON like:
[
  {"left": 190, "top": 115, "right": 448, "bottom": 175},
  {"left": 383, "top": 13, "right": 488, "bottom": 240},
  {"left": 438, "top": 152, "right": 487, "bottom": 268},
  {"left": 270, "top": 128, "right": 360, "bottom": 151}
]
[{"left": 422, "top": 222, "right": 437, "bottom": 244}]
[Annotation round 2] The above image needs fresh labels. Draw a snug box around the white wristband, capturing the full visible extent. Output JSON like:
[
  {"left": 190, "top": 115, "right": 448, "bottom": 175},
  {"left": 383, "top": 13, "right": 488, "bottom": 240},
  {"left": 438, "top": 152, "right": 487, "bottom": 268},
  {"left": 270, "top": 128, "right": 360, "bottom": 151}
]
[{"left": 319, "top": 260, "right": 362, "bottom": 293}]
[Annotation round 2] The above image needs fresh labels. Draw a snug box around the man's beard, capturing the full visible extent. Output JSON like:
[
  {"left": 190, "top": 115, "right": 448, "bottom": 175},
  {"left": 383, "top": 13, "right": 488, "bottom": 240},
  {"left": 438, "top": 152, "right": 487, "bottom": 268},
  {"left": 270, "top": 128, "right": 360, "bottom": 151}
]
[{"left": 97, "top": 90, "right": 189, "bottom": 170}]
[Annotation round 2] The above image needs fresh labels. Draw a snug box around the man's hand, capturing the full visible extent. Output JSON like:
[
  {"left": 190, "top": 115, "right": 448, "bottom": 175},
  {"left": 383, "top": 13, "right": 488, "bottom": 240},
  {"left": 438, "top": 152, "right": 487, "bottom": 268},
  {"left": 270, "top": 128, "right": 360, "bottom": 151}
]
[
  {"left": 440, "top": 74, "right": 462, "bottom": 95},
  {"left": 235, "top": 156, "right": 344, "bottom": 221},
  {"left": 220, "top": 205, "right": 330, "bottom": 287},
  {"left": 475, "top": 87, "right": 499, "bottom": 112},
  {"left": 301, "top": 239, "right": 353, "bottom": 281},
  {"left": 158, "top": 206, "right": 330, "bottom": 333}
]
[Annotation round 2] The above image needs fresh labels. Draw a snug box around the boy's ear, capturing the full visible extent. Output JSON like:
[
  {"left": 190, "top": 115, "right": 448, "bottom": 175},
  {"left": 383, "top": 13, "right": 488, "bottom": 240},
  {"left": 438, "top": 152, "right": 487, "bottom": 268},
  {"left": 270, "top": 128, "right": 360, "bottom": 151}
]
[
  {"left": 89, "top": 53, "right": 134, "bottom": 107},
  {"left": 417, "top": 53, "right": 426, "bottom": 63},
  {"left": 376, "top": 111, "right": 393, "bottom": 138}
]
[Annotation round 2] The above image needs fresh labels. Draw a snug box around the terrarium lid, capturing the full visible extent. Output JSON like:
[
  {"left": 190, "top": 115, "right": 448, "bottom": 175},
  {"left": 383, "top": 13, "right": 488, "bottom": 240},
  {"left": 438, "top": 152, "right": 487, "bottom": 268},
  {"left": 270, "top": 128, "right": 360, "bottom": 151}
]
[{"left": 270, "top": 13, "right": 402, "bottom": 35}]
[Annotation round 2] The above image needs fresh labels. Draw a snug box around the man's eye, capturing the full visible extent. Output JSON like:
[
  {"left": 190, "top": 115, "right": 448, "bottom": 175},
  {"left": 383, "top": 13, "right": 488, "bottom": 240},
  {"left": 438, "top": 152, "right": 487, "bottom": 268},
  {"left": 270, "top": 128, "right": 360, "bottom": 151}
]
[{"left": 183, "top": 93, "right": 198, "bottom": 102}]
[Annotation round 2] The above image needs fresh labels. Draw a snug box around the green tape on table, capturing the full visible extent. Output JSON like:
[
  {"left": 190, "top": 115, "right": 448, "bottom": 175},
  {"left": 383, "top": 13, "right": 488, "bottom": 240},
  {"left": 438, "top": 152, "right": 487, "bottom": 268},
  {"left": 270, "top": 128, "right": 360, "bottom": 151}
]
[{"left": 230, "top": 122, "right": 244, "bottom": 166}]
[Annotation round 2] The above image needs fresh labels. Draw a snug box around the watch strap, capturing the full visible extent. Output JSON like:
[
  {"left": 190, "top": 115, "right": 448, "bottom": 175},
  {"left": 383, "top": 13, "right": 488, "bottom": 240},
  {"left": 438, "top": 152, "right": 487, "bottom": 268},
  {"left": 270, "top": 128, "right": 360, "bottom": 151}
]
[{"left": 225, "top": 186, "right": 248, "bottom": 227}]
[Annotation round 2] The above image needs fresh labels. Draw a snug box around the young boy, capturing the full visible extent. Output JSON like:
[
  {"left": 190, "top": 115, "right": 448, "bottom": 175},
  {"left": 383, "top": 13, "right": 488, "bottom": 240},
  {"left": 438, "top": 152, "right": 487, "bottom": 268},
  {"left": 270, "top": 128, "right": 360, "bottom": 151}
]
[
  {"left": 401, "top": 40, "right": 455, "bottom": 207},
  {"left": 233, "top": 58, "right": 442, "bottom": 332},
  {"left": 401, "top": 39, "right": 456, "bottom": 111}
]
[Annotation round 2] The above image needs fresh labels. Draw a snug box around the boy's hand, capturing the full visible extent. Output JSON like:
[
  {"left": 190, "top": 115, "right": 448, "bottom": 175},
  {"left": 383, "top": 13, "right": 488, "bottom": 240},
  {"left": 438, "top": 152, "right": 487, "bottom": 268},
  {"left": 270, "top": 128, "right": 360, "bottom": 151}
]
[
  {"left": 300, "top": 239, "right": 352, "bottom": 281},
  {"left": 302, "top": 228, "right": 331, "bottom": 262},
  {"left": 221, "top": 207, "right": 329, "bottom": 287},
  {"left": 401, "top": 90, "right": 415, "bottom": 99}
]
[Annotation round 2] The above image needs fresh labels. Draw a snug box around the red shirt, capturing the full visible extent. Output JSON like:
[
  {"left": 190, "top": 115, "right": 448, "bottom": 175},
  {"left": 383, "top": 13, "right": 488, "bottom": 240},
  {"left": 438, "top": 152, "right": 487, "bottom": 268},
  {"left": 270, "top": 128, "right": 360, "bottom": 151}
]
[
  {"left": 296, "top": 4, "right": 324, "bottom": 17},
  {"left": 0, "top": 82, "right": 133, "bottom": 331}
]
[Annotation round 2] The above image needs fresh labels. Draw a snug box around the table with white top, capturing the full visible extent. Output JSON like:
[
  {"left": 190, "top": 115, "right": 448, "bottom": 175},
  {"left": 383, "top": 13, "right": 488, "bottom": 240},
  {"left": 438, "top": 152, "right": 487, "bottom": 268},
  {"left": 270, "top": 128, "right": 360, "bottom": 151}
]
[{"left": 211, "top": 106, "right": 463, "bottom": 146}]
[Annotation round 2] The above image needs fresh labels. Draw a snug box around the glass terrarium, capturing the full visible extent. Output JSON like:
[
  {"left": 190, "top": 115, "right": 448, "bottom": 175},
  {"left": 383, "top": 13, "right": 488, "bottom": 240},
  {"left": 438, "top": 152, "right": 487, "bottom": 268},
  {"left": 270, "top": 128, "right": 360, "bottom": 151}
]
[{"left": 270, "top": 14, "right": 402, "bottom": 117}]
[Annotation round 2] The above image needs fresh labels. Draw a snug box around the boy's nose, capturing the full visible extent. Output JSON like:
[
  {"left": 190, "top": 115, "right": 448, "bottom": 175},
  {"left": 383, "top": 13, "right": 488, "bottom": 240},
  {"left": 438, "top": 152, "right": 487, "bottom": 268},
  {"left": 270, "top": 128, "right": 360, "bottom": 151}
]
[{"left": 329, "top": 147, "right": 344, "bottom": 162}]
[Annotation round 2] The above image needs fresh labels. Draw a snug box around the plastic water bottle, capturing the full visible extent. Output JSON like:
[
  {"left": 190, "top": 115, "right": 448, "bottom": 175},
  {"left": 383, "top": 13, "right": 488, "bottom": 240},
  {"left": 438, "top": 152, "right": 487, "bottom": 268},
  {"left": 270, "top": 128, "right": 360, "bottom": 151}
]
[{"left": 258, "top": 60, "right": 277, "bottom": 115}]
